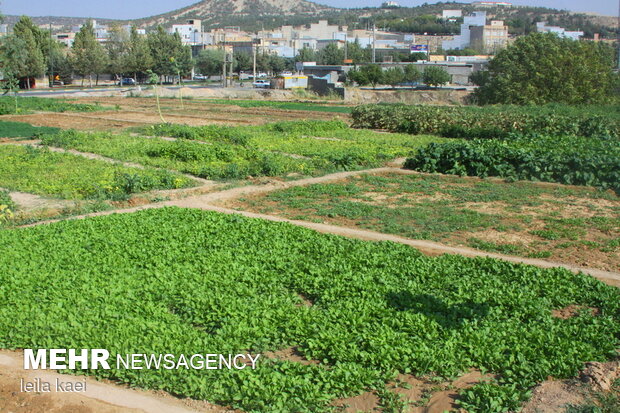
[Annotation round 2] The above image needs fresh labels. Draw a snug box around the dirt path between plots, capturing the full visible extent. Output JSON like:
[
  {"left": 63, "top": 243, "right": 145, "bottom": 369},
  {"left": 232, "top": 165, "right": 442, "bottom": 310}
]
[
  {"left": 19, "top": 167, "right": 620, "bottom": 287},
  {"left": 0, "top": 350, "right": 233, "bottom": 413}
]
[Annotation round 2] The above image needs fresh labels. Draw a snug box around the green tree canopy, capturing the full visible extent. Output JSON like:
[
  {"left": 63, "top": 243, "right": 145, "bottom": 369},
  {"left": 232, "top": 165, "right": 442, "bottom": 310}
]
[
  {"left": 126, "top": 26, "right": 153, "bottom": 79},
  {"left": 71, "top": 20, "right": 107, "bottom": 86},
  {"left": 105, "top": 24, "right": 130, "bottom": 78},
  {"left": 147, "top": 27, "right": 191, "bottom": 78},
  {"left": 348, "top": 64, "right": 383, "bottom": 87},
  {"left": 317, "top": 43, "right": 344, "bottom": 65},
  {"left": 471, "top": 32, "right": 617, "bottom": 105},
  {"left": 422, "top": 66, "right": 450, "bottom": 87},
  {"left": 195, "top": 48, "right": 225, "bottom": 77},
  {"left": 12, "top": 16, "right": 46, "bottom": 87},
  {"left": 383, "top": 67, "right": 404, "bottom": 88}
]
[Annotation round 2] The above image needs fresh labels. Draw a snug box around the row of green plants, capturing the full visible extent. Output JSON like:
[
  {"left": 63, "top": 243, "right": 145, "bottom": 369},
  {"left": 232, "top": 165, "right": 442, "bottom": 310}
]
[
  {"left": 405, "top": 134, "right": 620, "bottom": 193},
  {"left": 0, "top": 96, "right": 105, "bottom": 115},
  {"left": 0, "top": 207, "right": 618, "bottom": 412},
  {"left": 144, "top": 120, "right": 444, "bottom": 171},
  {"left": 351, "top": 104, "right": 620, "bottom": 139},
  {"left": 41, "top": 130, "right": 331, "bottom": 180},
  {"left": 0, "top": 145, "right": 193, "bottom": 200},
  {"left": 204, "top": 99, "right": 352, "bottom": 114}
]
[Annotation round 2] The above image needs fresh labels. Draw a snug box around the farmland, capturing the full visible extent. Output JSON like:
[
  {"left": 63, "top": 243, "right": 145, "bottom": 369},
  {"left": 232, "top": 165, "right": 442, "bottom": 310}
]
[
  {"left": 1, "top": 208, "right": 618, "bottom": 412},
  {"left": 0, "top": 145, "right": 194, "bottom": 200},
  {"left": 228, "top": 172, "right": 620, "bottom": 271},
  {"left": 0, "top": 96, "right": 619, "bottom": 412}
]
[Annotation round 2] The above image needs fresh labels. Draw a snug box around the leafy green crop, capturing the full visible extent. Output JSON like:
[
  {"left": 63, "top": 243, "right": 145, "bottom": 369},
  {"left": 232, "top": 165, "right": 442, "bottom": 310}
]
[
  {"left": 0, "top": 208, "right": 618, "bottom": 412},
  {"left": 0, "top": 145, "right": 194, "bottom": 200},
  {"left": 143, "top": 120, "right": 445, "bottom": 171},
  {"left": 405, "top": 134, "right": 620, "bottom": 193},
  {"left": 0, "top": 121, "right": 59, "bottom": 138},
  {"left": 351, "top": 104, "right": 620, "bottom": 139}
]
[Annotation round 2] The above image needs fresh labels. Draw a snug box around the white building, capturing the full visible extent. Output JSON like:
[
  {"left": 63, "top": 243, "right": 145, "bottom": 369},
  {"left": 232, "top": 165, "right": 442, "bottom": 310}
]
[
  {"left": 442, "top": 10, "right": 462, "bottom": 19},
  {"left": 170, "top": 19, "right": 203, "bottom": 45},
  {"left": 536, "top": 22, "right": 583, "bottom": 41},
  {"left": 442, "top": 11, "right": 487, "bottom": 50}
]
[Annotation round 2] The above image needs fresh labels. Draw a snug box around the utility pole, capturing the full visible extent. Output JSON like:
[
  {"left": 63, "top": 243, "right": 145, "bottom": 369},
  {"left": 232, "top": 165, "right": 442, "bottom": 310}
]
[
  {"left": 253, "top": 39, "right": 257, "bottom": 81},
  {"left": 372, "top": 23, "right": 376, "bottom": 64},
  {"left": 49, "top": 23, "right": 54, "bottom": 88},
  {"left": 222, "top": 33, "right": 227, "bottom": 87},
  {"left": 344, "top": 33, "right": 348, "bottom": 61}
]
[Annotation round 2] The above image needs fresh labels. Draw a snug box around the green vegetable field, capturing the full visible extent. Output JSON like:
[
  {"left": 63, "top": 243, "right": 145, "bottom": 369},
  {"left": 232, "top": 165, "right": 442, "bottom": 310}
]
[
  {"left": 1, "top": 208, "right": 618, "bottom": 412},
  {"left": 39, "top": 121, "right": 445, "bottom": 179},
  {"left": 0, "top": 145, "right": 194, "bottom": 200}
]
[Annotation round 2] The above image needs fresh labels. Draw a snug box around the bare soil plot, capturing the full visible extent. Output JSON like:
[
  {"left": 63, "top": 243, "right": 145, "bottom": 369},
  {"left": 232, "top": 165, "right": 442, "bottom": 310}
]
[{"left": 225, "top": 171, "right": 620, "bottom": 272}]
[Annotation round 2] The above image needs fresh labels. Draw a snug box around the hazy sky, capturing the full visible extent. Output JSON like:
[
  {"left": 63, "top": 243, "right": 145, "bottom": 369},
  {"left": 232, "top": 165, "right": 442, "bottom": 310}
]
[{"left": 1, "top": 0, "right": 617, "bottom": 19}]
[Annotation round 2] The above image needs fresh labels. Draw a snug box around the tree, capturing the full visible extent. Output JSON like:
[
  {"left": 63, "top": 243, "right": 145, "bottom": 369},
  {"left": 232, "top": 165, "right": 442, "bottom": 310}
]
[
  {"left": 382, "top": 67, "right": 404, "bottom": 88},
  {"left": 0, "top": 36, "right": 27, "bottom": 110},
  {"left": 345, "top": 39, "right": 371, "bottom": 64},
  {"left": 296, "top": 46, "right": 316, "bottom": 63},
  {"left": 317, "top": 43, "right": 344, "bottom": 65},
  {"left": 348, "top": 64, "right": 383, "bottom": 88},
  {"left": 72, "top": 20, "right": 107, "bottom": 86},
  {"left": 106, "top": 24, "right": 129, "bottom": 82},
  {"left": 195, "top": 48, "right": 225, "bottom": 77},
  {"left": 422, "top": 66, "right": 450, "bottom": 88},
  {"left": 12, "top": 16, "right": 46, "bottom": 88},
  {"left": 126, "top": 26, "right": 153, "bottom": 81},
  {"left": 234, "top": 51, "right": 252, "bottom": 73},
  {"left": 403, "top": 64, "right": 421, "bottom": 84},
  {"left": 471, "top": 32, "right": 617, "bottom": 105},
  {"left": 147, "top": 27, "right": 191, "bottom": 82}
]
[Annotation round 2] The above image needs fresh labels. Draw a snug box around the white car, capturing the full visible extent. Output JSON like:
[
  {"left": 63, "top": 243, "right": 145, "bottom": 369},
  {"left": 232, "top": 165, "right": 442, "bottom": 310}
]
[
  {"left": 193, "top": 74, "right": 208, "bottom": 81},
  {"left": 253, "top": 80, "right": 270, "bottom": 88}
]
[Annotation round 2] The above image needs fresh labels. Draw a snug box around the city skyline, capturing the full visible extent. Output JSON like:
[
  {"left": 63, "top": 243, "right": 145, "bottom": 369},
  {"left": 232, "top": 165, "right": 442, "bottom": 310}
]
[{"left": 1, "top": 0, "right": 617, "bottom": 20}]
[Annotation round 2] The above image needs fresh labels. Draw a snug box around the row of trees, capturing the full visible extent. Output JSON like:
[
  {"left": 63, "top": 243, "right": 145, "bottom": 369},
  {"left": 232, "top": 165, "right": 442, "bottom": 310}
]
[
  {"left": 347, "top": 64, "right": 450, "bottom": 88},
  {"left": 0, "top": 16, "right": 192, "bottom": 88}
]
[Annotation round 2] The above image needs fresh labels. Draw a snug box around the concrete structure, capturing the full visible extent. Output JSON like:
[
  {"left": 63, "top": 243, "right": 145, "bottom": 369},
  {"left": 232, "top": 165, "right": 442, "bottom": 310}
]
[
  {"left": 170, "top": 19, "right": 204, "bottom": 45},
  {"left": 442, "top": 10, "right": 462, "bottom": 19},
  {"left": 535, "top": 22, "right": 583, "bottom": 40},
  {"left": 54, "top": 32, "right": 76, "bottom": 47},
  {"left": 471, "top": 1, "right": 512, "bottom": 6},
  {"left": 382, "top": 1, "right": 400, "bottom": 7},
  {"left": 470, "top": 20, "right": 508, "bottom": 53},
  {"left": 442, "top": 11, "right": 487, "bottom": 51}
]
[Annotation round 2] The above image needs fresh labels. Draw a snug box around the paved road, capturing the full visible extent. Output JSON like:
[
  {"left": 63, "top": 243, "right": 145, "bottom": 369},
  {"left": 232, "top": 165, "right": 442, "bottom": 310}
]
[{"left": 17, "top": 83, "right": 233, "bottom": 97}]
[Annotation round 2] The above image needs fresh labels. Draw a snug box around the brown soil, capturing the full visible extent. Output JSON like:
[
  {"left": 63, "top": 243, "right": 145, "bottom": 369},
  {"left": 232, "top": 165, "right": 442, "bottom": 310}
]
[
  {"left": 0, "top": 96, "right": 348, "bottom": 131},
  {"left": 552, "top": 305, "right": 600, "bottom": 319},
  {"left": 333, "top": 391, "right": 381, "bottom": 412},
  {"left": 522, "top": 359, "right": 620, "bottom": 412},
  {"left": 263, "top": 347, "right": 320, "bottom": 366},
  {"left": 0, "top": 350, "right": 233, "bottom": 413}
]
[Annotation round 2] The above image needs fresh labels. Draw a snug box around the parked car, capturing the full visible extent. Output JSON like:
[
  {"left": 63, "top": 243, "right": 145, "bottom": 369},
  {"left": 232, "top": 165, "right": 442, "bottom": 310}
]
[
  {"left": 118, "top": 78, "right": 136, "bottom": 86},
  {"left": 193, "top": 74, "right": 208, "bottom": 81},
  {"left": 252, "top": 79, "right": 270, "bottom": 88}
]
